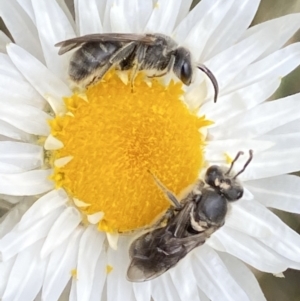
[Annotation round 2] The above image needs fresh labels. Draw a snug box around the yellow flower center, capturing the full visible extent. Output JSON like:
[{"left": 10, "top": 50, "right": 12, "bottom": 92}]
[{"left": 49, "top": 72, "right": 210, "bottom": 232}]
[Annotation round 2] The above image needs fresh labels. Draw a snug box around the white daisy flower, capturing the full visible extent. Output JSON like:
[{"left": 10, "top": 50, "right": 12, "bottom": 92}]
[{"left": 1, "top": 0, "right": 300, "bottom": 300}]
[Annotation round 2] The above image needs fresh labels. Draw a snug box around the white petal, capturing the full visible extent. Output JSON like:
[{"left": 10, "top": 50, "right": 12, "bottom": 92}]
[
  {"left": 0, "top": 75, "right": 46, "bottom": 110},
  {"left": 0, "top": 120, "right": 35, "bottom": 143},
  {"left": 44, "top": 135, "right": 64, "bottom": 150},
  {"left": 0, "top": 31, "right": 11, "bottom": 53},
  {"left": 209, "top": 93, "right": 300, "bottom": 140},
  {"left": 0, "top": 198, "right": 35, "bottom": 239},
  {"left": 54, "top": 156, "right": 73, "bottom": 168},
  {"left": 246, "top": 175, "right": 300, "bottom": 213},
  {"left": 69, "top": 278, "right": 78, "bottom": 301},
  {"left": 0, "top": 0, "right": 44, "bottom": 61},
  {"left": 227, "top": 200, "right": 300, "bottom": 263},
  {"left": 0, "top": 170, "right": 54, "bottom": 195},
  {"left": 152, "top": 274, "right": 181, "bottom": 301},
  {"left": 76, "top": 227, "right": 106, "bottom": 301},
  {"left": 42, "top": 228, "right": 83, "bottom": 301},
  {"left": 223, "top": 43, "right": 300, "bottom": 95},
  {"left": 112, "top": 0, "right": 153, "bottom": 33},
  {"left": 0, "top": 194, "right": 35, "bottom": 205},
  {"left": 87, "top": 211, "right": 104, "bottom": 224},
  {"left": 0, "top": 53, "right": 23, "bottom": 80},
  {"left": 240, "top": 13, "right": 300, "bottom": 61},
  {"left": 0, "top": 141, "right": 43, "bottom": 172},
  {"left": 15, "top": 0, "right": 35, "bottom": 24},
  {"left": 56, "top": 0, "right": 76, "bottom": 31},
  {"left": 0, "top": 207, "right": 63, "bottom": 261},
  {"left": 0, "top": 256, "right": 16, "bottom": 297},
  {"left": 102, "top": 0, "right": 114, "bottom": 32},
  {"left": 94, "top": 0, "right": 107, "bottom": 25},
  {"left": 202, "top": 0, "right": 261, "bottom": 60},
  {"left": 209, "top": 227, "right": 291, "bottom": 273},
  {"left": 241, "top": 188, "right": 254, "bottom": 201},
  {"left": 133, "top": 281, "right": 152, "bottom": 301},
  {"left": 182, "top": 0, "right": 233, "bottom": 60},
  {"left": 106, "top": 232, "right": 119, "bottom": 250},
  {"left": 74, "top": 0, "right": 103, "bottom": 35},
  {"left": 0, "top": 163, "right": 24, "bottom": 173},
  {"left": 217, "top": 252, "right": 266, "bottom": 301},
  {"left": 197, "top": 288, "right": 211, "bottom": 301},
  {"left": 192, "top": 245, "right": 249, "bottom": 301},
  {"left": 259, "top": 133, "right": 300, "bottom": 151},
  {"left": 174, "top": 0, "right": 218, "bottom": 42},
  {"left": 2, "top": 240, "right": 47, "bottom": 301},
  {"left": 174, "top": 0, "right": 192, "bottom": 27},
  {"left": 17, "top": 189, "right": 67, "bottom": 228},
  {"left": 89, "top": 249, "right": 108, "bottom": 301},
  {"left": 205, "top": 139, "right": 274, "bottom": 163},
  {"left": 266, "top": 118, "right": 300, "bottom": 135},
  {"left": 31, "top": 0, "right": 75, "bottom": 79},
  {"left": 201, "top": 78, "right": 280, "bottom": 125},
  {"left": 0, "top": 101, "right": 50, "bottom": 136},
  {"left": 169, "top": 253, "right": 202, "bottom": 301},
  {"left": 73, "top": 198, "right": 90, "bottom": 208},
  {"left": 241, "top": 148, "right": 300, "bottom": 181},
  {"left": 41, "top": 207, "right": 81, "bottom": 258},
  {"left": 206, "top": 28, "right": 274, "bottom": 91},
  {"left": 109, "top": 4, "right": 131, "bottom": 32},
  {"left": 7, "top": 43, "right": 71, "bottom": 115},
  {"left": 107, "top": 237, "right": 133, "bottom": 301},
  {"left": 145, "top": 0, "right": 181, "bottom": 35}
]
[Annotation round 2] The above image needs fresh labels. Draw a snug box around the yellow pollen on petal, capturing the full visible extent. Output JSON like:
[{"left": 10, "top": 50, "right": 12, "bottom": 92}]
[
  {"left": 49, "top": 71, "right": 209, "bottom": 233},
  {"left": 71, "top": 269, "right": 77, "bottom": 279},
  {"left": 225, "top": 153, "right": 233, "bottom": 164},
  {"left": 106, "top": 265, "right": 113, "bottom": 274}
]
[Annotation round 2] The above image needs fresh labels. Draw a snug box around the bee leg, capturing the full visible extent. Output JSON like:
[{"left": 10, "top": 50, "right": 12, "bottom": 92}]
[
  {"left": 84, "top": 63, "right": 114, "bottom": 87},
  {"left": 152, "top": 206, "right": 177, "bottom": 228},
  {"left": 110, "top": 42, "right": 137, "bottom": 62},
  {"left": 147, "top": 55, "right": 175, "bottom": 79},
  {"left": 147, "top": 71, "right": 168, "bottom": 78},
  {"left": 166, "top": 54, "right": 175, "bottom": 73},
  {"left": 129, "top": 44, "right": 147, "bottom": 91},
  {"left": 109, "top": 41, "right": 137, "bottom": 73},
  {"left": 169, "top": 232, "right": 207, "bottom": 252},
  {"left": 147, "top": 170, "right": 182, "bottom": 209}
]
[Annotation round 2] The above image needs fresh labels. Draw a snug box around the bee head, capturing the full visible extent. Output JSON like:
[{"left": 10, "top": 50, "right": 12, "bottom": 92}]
[
  {"left": 205, "top": 166, "right": 243, "bottom": 201},
  {"left": 205, "top": 150, "right": 253, "bottom": 202},
  {"left": 173, "top": 47, "right": 193, "bottom": 86}
]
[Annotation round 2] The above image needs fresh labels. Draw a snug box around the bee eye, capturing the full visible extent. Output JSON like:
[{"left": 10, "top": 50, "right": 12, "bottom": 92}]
[
  {"left": 225, "top": 187, "right": 244, "bottom": 201},
  {"left": 180, "top": 62, "right": 192, "bottom": 85},
  {"left": 224, "top": 179, "right": 231, "bottom": 185}
]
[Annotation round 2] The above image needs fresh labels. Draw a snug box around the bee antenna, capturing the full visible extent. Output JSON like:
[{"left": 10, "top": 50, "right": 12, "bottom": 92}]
[
  {"left": 147, "top": 170, "right": 181, "bottom": 208},
  {"left": 197, "top": 64, "right": 219, "bottom": 103},
  {"left": 233, "top": 150, "right": 253, "bottom": 179},
  {"left": 225, "top": 151, "right": 244, "bottom": 175}
]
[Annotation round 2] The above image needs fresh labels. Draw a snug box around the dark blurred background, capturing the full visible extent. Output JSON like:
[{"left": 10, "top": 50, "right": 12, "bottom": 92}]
[{"left": 1, "top": 1, "right": 300, "bottom": 300}]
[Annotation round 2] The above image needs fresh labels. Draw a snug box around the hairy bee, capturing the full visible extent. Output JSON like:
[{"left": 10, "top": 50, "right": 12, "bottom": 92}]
[
  {"left": 127, "top": 150, "right": 253, "bottom": 281},
  {"left": 55, "top": 33, "right": 219, "bottom": 102}
]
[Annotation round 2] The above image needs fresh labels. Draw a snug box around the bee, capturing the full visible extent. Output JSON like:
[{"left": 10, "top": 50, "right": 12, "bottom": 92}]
[
  {"left": 127, "top": 150, "right": 253, "bottom": 282},
  {"left": 55, "top": 33, "right": 219, "bottom": 102}
]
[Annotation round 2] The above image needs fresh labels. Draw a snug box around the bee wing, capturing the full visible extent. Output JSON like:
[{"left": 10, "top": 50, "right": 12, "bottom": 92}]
[
  {"left": 127, "top": 232, "right": 208, "bottom": 282},
  {"left": 127, "top": 256, "right": 167, "bottom": 282},
  {"left": 171, "top": 200, "right": 195, "bottom": 237},
  {"left": 55, "top": 33, "right": 156, "bottom": 55}
]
